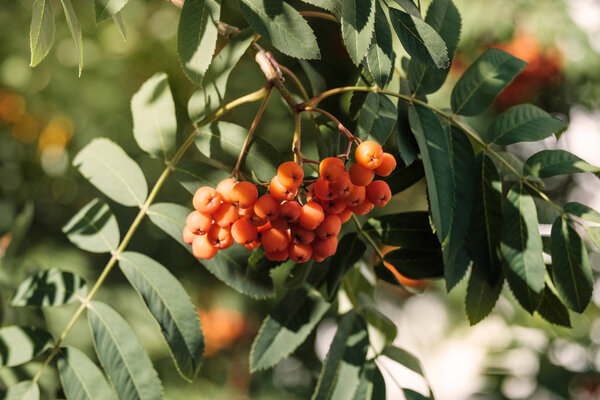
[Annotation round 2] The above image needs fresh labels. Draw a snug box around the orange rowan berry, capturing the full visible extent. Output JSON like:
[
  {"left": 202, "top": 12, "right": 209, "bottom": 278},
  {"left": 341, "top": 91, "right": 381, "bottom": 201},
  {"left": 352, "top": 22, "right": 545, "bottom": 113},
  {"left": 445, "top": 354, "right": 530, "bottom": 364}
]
[
  {"left": 265, "top": 248, "right": 289, "bottom": 262},
  {"left": 319, "top": 157, "right": 346, "bottom": 182},
  {"left": 254, "top": 194, "right": 281, "bottom": 221},
  {"left": 193, "top": 186, "right": 223, "bottom": 214},
  {"left": 338, "top": 207, "right": 352, "bottom": 223},
  {"left": 299, "top": 201, "right": 325, "bottom": 230},
  {"left": 207, "top": 225, "right": 234, "bottom": 249},
  {"left": 344, "top": 185, "right": 366, "bottom": 207},
  {"left": 186, "top": 210, "right": 212, "bottom": 235},
  {"left": 277, "top": 161, "right": 304, "bottom": 188},
  {"left": 231, "top": 218, "right": 258, "bottom": 244},
  {"left": 329, "top": 172, "right": 352, "bottom": 197},
  {"left": 192, "top": 234, "right": 218, "bottom": 259},
  {"left": 212, "top": 203, "right": 239, "bottom": 228},
  {"left": 312, "top": 237, "right": 338, "bottom": 258},
  {"left": 312, "top": 254, "right": 326, "bottom": 262},
  {"left": 271, "top": 217, "right": 292, "bottom": 231},
  {"left": 243, "top": 240, "right": 261, "bottom": 250},
  {"left": 314, "top": 178, "right": 336, "bottom": 201},
  {"left": 350, "top": 199, "right": 374, "bottom": 215},
  {"left": 257, "top": 221, "right": 273, "bottom": 234},
  {"left": 183, "top": 226, "right": 197, "bottom": 245},
  {"left": 321, "top": 198, "right": 346, "bottom": 214},
  {"left": 355, "top": 140, "right": 384, "bottom": 170},
  {"left": 269, "top": 176, "right": 298, "bottom": 201},
  {"left": 374, "top": 153, "right": 396, "bottom": 177},
  {"left": 280, "top": 200, "right": 302, "bottom": 223},
  {"left": 289, "top": 243, "right": 313, "bottom": 263},
  {"left": 262, "top": 228, "right": 290, "bottom": 253},
  {"left": 366, "top": 180, "right": 392, "bottom": 207},
  {"left": 291, "top": 225, "right": 315, "bottom": 245},
  {"left": 231, "top": 181, "right": 258, "bottom": 208},
  {"left": 216, "top": 178, "right": 238, "bottom": 203},
  {"left": 305, "top": 183, "right": 316, "bottom": 202},
  {"left": 349, "top": 163, "right": 375, "bottom": 186},
  {"left": 316, "top": 214, "right": 341, "bottom": 239}
]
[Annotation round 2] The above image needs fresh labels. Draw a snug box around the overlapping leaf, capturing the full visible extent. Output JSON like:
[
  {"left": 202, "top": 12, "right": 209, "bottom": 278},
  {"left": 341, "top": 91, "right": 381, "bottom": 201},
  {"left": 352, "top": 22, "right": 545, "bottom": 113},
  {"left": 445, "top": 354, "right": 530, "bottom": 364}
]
[
  {"left": 564, "top": 202, "right": 600, "bottom": 223},
  {"left": 524, "top": 150, "right": 600, "bottom": 178},
  {"left": 173, "top": 160, "right": 229, "bottom": 194},
  {"left": 341, "top": 0, "right": 376, "bottom": 65},
  {"left": 324, "top": 233, "right": 366, "bottom": 300},
  {"left": 5, "top": 381, "right": 39, "bottom": 400},
  {"left": 57, "top": 346, "right": 115, "bottom": 400},
  {"left": 465, "top": 265, "right": 503, "bottom": 325},
  {"left": 62, "top": 199, "right": 119, "bottom": 253},
  {"left": 365, "top": 2, "right": 395, "bottom": 88},
  {"left": 12, "top": 269, "right": 87, "bottom": 307},
  {"left": 356, "top": 93, "right": 397, "bottom": 143},
  {"left": 0, "top": 326, "right": 53, "bottom": 367},
  {"left": 93, "top": 0, "right": 130, "bottom": 23},
  {"left": 536, "top": 284, "right": 571, "bottom": 328}
]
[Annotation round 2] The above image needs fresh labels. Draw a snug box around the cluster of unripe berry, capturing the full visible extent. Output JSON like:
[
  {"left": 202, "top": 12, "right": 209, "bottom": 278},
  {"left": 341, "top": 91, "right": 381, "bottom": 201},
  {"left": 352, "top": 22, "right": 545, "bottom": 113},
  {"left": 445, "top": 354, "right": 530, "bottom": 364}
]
[{"left": 182, "top": 141, "right": 395, "bottom": 262}]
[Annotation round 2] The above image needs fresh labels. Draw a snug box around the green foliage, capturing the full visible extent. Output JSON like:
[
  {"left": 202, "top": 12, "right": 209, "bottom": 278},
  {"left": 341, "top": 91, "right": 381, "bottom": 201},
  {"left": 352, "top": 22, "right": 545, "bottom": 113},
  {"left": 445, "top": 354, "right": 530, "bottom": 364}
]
[
  {"left": 57, "top": 347, "right": 115, "bottom": 400},
  {"left": 62, "top": 199, "right": 120, "bottom": 254},
  {"left": 357, "top": 93, "right": 397, "bottom": 142},
  {"left": 465, "top": 265, "right": 503, "bottom": 325},
  {"left": 524, "top": 150, "right": 600, "bottom": 178},
  {"left": 58, "top": 0, "right": 82, "bottom": 76},
  {"left": 383, "top": 248, "right": 444, "bottom": 279},
  {"left": 364, "top": 212, "right": 438, "bottom": 250},
  {"left": 0, "top": 327, "right": 53, "bottom": 367},
  {"left": 92, "top": 0, "right": 129, "bottom": 23},
  {"left": 12, "top": 269, "right": 87, "bottom": 307},
  {"left": 341, "top": 0, "right": 376, "bottom": 66},
  {"left": 4, "top": 381, "right": 40, "bottom": 400},
  {"left": 29, "top": 0, "right": 54, "bottom": 67},
  {"left": 365, "top": 2, "right": 395, "bottom": 88}
]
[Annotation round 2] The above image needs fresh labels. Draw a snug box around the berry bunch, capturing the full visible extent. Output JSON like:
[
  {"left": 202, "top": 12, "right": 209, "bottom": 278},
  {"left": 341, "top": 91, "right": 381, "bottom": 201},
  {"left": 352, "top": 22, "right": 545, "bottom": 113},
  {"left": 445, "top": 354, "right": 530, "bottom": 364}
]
[{"left": 182, "top": 141, "right": 395, "bottom": 262}]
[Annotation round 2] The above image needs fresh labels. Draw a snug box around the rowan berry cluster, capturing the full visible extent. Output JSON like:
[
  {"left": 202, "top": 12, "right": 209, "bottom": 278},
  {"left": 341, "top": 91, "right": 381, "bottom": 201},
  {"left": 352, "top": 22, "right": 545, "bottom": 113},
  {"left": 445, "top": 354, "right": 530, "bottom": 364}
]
[{"left": 182, "top": 141, "right": 395, "bottom": 262}]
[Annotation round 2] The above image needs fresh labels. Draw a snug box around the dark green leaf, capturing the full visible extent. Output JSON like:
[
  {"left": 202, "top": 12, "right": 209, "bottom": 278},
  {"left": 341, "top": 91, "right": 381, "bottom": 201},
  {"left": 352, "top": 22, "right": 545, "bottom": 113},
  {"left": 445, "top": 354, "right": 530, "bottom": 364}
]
[
  {"left": 364, "top": 212, "right": 438, "bottom": 250},
  {"left": 73, "top": 138, "right": 148, "bottom": 207},
  {"left": 451, "top": 49, "right": 526, "bottom": 116},
  {"left": 524, "top": 150, "right": 600, "bottom": 178},
  {"left": 0, "top": 326, "right": 53, "bottom": 367},
  {"left": 87, "top": 301, "right": 162, "bottom": 400},
  {"left": 239, "top": 0, "right": 320, "bottom": 59},
  {"left": 131, "top": 73, "right": 177, "bottom": 160},
  {"left": 536, "top": 284, "right": 571, "bottom": 328},
  {"left": 58, "top": 0, "right": 83, "bottom": 76},
  {"left": 93, "top": 0, "right": 129, "bottom": 23},
  {"left": 501, "top": 182, "right": 545, "bottom": 313},
  {"left": 364, "top": 2, "right": 395, "bottom": 88},
  {"left": 300, "top": 0, "right": 340, "bottom": 13},
  {"left": 325, "top": 233, "right": 366, "bottom": 300},
  {"left": 352, "top": 362, "right": 386, "bottom": 400},
  {"left": 465, "top": 265, "right": 503, "bottom": 325},
  {"left": 62, "top": 199, "right": 119, "bottom": 253},
  {"left": 57, "top": 346, "right": 115, "bottom": 400},
  {"left": 389, "top": 8, "right": 448, "bottom": 68},
  {"left": 5, "top": 381, "right": 39, "bottom": 400},
  {"left": 250, "top": 284, "right": 330, "bottom": 372},
  {"left": 550, "top": 216, "right": 593, "bottom": 312},
  {"left": 173, "top": 160, "right": 230, "bottom": 195},
  {"left": 12, "top": 269, "right": 87, "bottom": 307},
  {"left": 357, "top": 93, "right": 397, "bottom": 143},
  {"left": 382, "top": 345, "right": 425, "bottom": 377},
  {"left": 564, "top": 202, "right": 600, "bottom": 223},
  {"left": 391, "top": 0, "right": 422, "bottom": 18},
  {"left": 402, "top": 389, "right": 430, "bottom": 400},
  {"left": 341, "top": 0, "right": 376, "bottom": 65},
  {"left": 396, "top": 100, "right": 419, "bottom": 165},
  {"left": 177, "top": 0, "right": 221, "bottom": 86},
  {"left": 485, "top": 104, "right": 567, "bottom": 145},
  {"left": 384, "top": 160, "right": 425, "bottom": 194},
  {"left": 29, "top": 0, "right": 55, "bottom": 67},
  {"left": 299, "top": 61, "right": 326, "bottom": 97},
  {"left": 383, "top": 248, "right": 444, "bottom": 279}
]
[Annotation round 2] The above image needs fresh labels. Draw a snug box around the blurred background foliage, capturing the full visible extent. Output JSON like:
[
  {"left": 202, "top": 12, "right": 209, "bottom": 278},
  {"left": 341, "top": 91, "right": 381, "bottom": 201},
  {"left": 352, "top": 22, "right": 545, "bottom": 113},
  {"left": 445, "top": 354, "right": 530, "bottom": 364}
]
[{"left": 1, "top": 0, "right": 600, "bottom": 398}]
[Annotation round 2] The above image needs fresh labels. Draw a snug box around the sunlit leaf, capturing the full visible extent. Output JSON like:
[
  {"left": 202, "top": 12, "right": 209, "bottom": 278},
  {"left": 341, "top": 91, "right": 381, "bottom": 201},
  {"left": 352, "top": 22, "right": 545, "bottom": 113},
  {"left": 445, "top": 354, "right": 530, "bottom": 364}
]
[
  {"left": 365, "top": 2, "right": 395, "bottom": 88},
  {"left": 62, "top": 199, "right": 119, "bottom": 253},
  {"left": 57, "top": 346, "right": 115, "bottom": 400},
  {"left": 172, "top": 160, "right": 229, "bottom": 195},
  {"left": 12, "top": 269, "right": 87, "bottom": 307},
  {"left": 58, "top": 0, "right": 83, "bottom": 75},
  {"left": 93, "top": 0, "right": 130, "bottom": 23},
  {"left": 391, "top": 0, "right": 422, "bottom": 19},
  {"left": 112, "top": 11, "right": 126, "bottom": 40},
  {"left": 300, "top": 0, "right": 340, "bottom": 12},
  {"left": 352, "top": 362, "right": 386, "bottom": 400},
  {"left": 586, "top": 226, "right": 600, "bottom": 251},
  {"left": 564, "top": 202, "right": 600, "bottom": 223},
  {"left": 524, "top": 150, "right": 600, "bottom": 178},
  {"left": 341, "top": 0, "right": 376, "bottom": 65},
  {"left": 0, "top": 326, "right": 53, "bottom": 367},
  {"left": 29, "top": 0, "right": 55, "bottom": 67},
  {"left": 4, "top": 381, "right": 39, "bottom": 400}
]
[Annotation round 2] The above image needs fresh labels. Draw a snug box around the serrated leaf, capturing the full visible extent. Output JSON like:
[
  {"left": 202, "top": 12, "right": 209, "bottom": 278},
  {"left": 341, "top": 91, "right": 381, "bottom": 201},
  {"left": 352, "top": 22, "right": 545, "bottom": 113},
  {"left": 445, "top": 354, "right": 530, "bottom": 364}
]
[
  {"left": 465, "top": 265, "right": 503, "bottom": 325},
  {"left": 73, "top": 138, "right": 148, "bottom": 207},
  {"left": 451, "top": 49, "right": 526, "bottom": 116},
  {"left": 383, "top": 248, "right": 444, "bottom": 279},
  {"left": 324, "top": 233, "right": 366, "bottom": 300},
  {"left": 356, "top": 93, "right": 397, "bottom": 143},
  {"left": 194, "top": 121, "right": 283, "bottom": 182},
  {"left": 30, "top": 0, "right": 55, "bottom": 67},
  {"left": 57, "top": 346, "right": 115, "bottom": 400},
  {"left": 341, "top": 0, "right": 376, "bottom": 65},
  {"left": 352, "top": 362, "right": 386, "bottom": 400},
  {"left": 62, "top": 199, "right": 119, "bottom": 253},
  {"left": 389, "top": 8, "right": 448, "bottom": 68},
  {"left": 408, "top": 0, "right": 461, "bottom": 95},
  {"left": 172, "top": 160, "right": 229, "bottom": 194},
  {"left": 93, "top": 0, "right": 129, "bottom": 23},
  {"left": 5, "top": 381, "right": 39, "bottom": 400},
  {"left": 239, "top": 0, "right": 320, "bottom": 59},
  {"left": 364, "top": 212, "right": 439, "bottom": 250},
  {"left": 177, "top": 0, "right": 221, "bottom": 86},
  {"left": 364, "top": 2, "right": 395, "bottom": 88},
  {"left": 536, "top": 283, "right": 571, "bottom": 327},
  {"left": 250, "top": 284, "right": 330, "bottom": 372},
  {"left": 408, "top": 104, "right": 453, "bottom": 243},
  {"left": 564, "top": 202, "right": 600, "bottom": 223},
  {"left": 391, "top": 0, "right": 422, "bottom": 18},
  {"left": 12, "top": 269, "right": 87, "bottom": 307},
  {"left": 118, "top": 252, "right": 204, "bottom": 380},
  {"left": 312, "top": 311, "right": 368, "bottom": 400},
  {"left": 0, "top": 326, "right": 53, "bottom": 367},
  {"left": 58, "top": 0, "right": 83, "bottom": 76},
  {"left": 485, "top": 104, "right": 566, "bottom": 145},
  {"left": 300, "top": 0, "right": 340, "bottom": 12},
  {"left": 524, "top": 150, "right": 600, "bottom": 178},
  {"left": 131, "top": 73, "right": 177, "bottom": 160},
  {"left": 550, "top": 216, "right": 593, "bottom": 313},
  {"left": 87, "top": 301, "right": 162, "bottom": 400},
  {"left": 500, "top": 182, "right": 545, "bottom": 313}
]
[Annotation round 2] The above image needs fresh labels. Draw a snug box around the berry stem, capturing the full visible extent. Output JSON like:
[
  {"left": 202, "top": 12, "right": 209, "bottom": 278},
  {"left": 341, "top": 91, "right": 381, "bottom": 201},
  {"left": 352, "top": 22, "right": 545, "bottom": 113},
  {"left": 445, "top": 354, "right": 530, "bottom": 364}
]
[
  {"left": 279, "top": 65, "right": 310, "bottom": 102},
  {"left": 302, "top": 106, "right": 360, "bottom": 143},
  {"left": 293, "top": 112, "right": 303, "bottom": 164}
]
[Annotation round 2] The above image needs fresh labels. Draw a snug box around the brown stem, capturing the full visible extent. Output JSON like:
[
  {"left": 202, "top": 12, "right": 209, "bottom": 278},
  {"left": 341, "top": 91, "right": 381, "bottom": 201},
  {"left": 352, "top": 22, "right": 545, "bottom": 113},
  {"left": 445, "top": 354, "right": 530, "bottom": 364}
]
[
  {"left": 279, "top": 65, "right": 310, "bottom": 101},
  {"left": 292, "top": 113, "right": 302, "bottom": 164}
]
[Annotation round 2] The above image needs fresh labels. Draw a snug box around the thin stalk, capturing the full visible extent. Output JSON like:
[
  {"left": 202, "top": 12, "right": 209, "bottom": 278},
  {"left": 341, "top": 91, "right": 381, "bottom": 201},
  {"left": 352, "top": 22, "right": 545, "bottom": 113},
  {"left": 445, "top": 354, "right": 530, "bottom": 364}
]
[
  {"left": 279, "top": 65, "right": 310, "bottom": 102},
  {"left": 298, "top": 11, "right": 338, "bottom": 22},
  {"left": 351, "top": 214, "right": 385, "bottom": 259},
  {"left": 303, "top": 106, "right": 358, "bottom": 142},
  {"left": 292, "top": 112, "right": 302, "bottom": 164}
]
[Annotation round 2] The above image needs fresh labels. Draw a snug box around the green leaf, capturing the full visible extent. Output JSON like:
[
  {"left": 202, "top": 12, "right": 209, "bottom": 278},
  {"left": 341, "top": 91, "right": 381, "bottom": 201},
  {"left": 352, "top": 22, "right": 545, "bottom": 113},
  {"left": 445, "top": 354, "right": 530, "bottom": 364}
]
[
  {"left": 62, "top": 199, "right": 119, "bottom": 253},
  {"left": 57, "top": 346, "right": 115, "bottom": 400},
  {"left": 300, "top": 0, "right": 340, "bottom": 13},
  {"left": 408, "top": 0, "right": 461, "bottom": 95},
  {"left": 467, "top": 154, "right": 503, "bottom": 285},
  {"left": 112, "top": 11, "right": 127, "bottom": 41},
  {"left": 325, "top": 233, "right": 366, "bottom": 300},
  {"left": 408, "top": 104, "right": 453, "bottom": 243},
  {"left": 485, "top": 104, "right": 567, "bottom": 145},
  {"left": 391, "top": 0, "right": 422, "bottom": 19},
  {"left": 0, "top": 326, "right": 53, "bottom": 367},
  {"left": 524, "top": 150, "right": 600, "bottom": 178},
  {"left": 381, "top": 345, "right": 426, "bottom": 377},
  {"left": 177, "top": 0, "right": 221, "bottom": 86},
  {"left": 188, "top": 29, "right": 255, "bottom": 122},
  {"left": 131, "top": 73, "right": 177, "bottom": 160},
  {"left": 402, "top": 389, "right": 431, "bottom": 400},
  {"left": 586, "top": 226, "right": 600, "bottom": 250},
  {"left": 87, "top": 301, "right": 162, "bottom": 400},
  {"left": 93, "top": 0, "right": 129, "bottom": 23},
  {"left": 364, "top": 2, "right": 395, "bottom": 88},
  {"left": 341, "top": 0, "right": 376, "bottom": 65},
  {"left": 172, "top": 160, "right": 229, "bottom": 195},
  {"left": 364, "top": 212, "right": 439, "bottom": 251},
  {"left": 383, "top": 248, "right": 444, "bottom": 279},
  {"left": 118, "top": 252, "right": 204, "bottom": 381},
  {"left": 564, "top": 202, "right": 600, "bottom": 223},
  {"left": 3, "top": 202, "right": 34, "bottom": 261},
  {"left": 356, "top": 93, "right": 397, "bottom": 143},
  {"left": 58, "top": 0, "right": 83, "bottom": 76},
  {"left": 451, "top": 49, "right": 526, "bottom": 116},
  {"left": 389, "top": 8, "right": 448, "bottom": 68},
  {"left": 29, "top": 0, "right": 55, "bottom": 68},
  {"left": 73, "top": 138, "right": 148, "bottom": 207},
  {"left": 5, "top": 381, "right": 39, "bottom": 400},
  {"left": 395, "top": 103, "right": 420, "bottom": 165},
  {"left": 239, "top": 0, "right": 320, "bottom": 59},
  {"left": 536, "top": 284, "right": 571, "bottom": 328},
  {"left": 11, "top": 269, "right": 87, "bottom": 307},
  {"left": 299, "top": 61, "right": 326, "bottom": 97},
  {"left": 352, "top": 362, "right": 386, "bottom": 400},
  {"left": 500, "top": 182, "right": 545, "bottom": 313},
  {"left": 312, "top": 312, "right": 369, "bottom": 400},
  {"left": 550, "top": 216, "right": 593, "bottom": 313},
  {"left": 358, "top": 295, "right": 396, "bottom": 356},
  {"left": 465, "top": 265, "right": 503, "bottom": 325},
  {"left": 194, "top": 121, "right": 284, "bottom": 182},
  {"left": 250, "top": 284, "right": 330, "bottom": 372}
]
